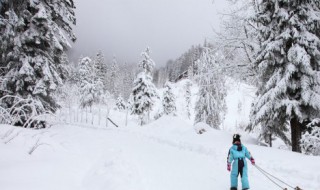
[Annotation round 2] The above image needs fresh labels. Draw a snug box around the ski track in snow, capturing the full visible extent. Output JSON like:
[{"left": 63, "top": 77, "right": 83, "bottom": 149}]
[{"left": 1, "top": 119, "right": 320, "bottom": 190}]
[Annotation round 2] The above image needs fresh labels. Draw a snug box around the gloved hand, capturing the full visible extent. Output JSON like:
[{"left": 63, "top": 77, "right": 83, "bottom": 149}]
[
  {"left": 227, "top": 163, "right": 231, "bottom": 171},
  {"left": 250, "top": 157, "right": 255, "bottom": 165}
]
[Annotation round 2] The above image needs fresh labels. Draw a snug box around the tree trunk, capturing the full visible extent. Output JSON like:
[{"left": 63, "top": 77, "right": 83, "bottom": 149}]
[
  {"left": 290, "top": 117, "right": 302, "bottom": 152},
  {"left": 269, "top": 133, "right": 272, "bottom": 147},
  {"left": 140, "top": 115, "right": 143, "bottom": 126}
]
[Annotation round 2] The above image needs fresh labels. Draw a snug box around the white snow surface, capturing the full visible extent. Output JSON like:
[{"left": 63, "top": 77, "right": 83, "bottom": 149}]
[
  {"left": 1, "top": 79, "right": 320, "bottom": 190},
  {"left": 1, "top": 117, "right": 320, "bottom": 190}
]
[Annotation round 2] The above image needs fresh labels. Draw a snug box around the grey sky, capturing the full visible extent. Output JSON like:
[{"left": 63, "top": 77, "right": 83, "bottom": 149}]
[{"left": 71, "top": 0, "right": 228, "bottom": 66}]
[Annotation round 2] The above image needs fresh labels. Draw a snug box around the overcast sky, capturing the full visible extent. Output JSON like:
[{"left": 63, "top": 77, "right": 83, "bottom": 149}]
[{"left": 70, "top": 0, "right": 229, "bottom": 66}]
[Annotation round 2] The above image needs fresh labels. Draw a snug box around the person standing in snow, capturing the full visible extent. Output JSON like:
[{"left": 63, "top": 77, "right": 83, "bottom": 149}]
[{"left": 227, "top": 134, "right": 255, "bottom": 190}]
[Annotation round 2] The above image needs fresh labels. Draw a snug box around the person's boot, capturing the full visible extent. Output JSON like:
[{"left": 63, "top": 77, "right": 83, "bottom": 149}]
[
  {"left": 242, "top": 188, "right": 249, "bottom": 190},
  {"left": 230, "top": 188, "right": 237, "bottom": 190}
]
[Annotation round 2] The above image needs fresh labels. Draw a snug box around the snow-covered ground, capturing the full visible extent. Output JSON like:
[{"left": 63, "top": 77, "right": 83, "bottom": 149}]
[
  {"left": 1, "top": 116, "right": 320, "bottom": 190},
  {"left": 1, "top": 79, "right": 319, "bottom": 190}
]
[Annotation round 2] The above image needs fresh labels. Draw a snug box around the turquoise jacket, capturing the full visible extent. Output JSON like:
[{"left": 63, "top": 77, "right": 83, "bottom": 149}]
[
  {"left": 228, "top": 144, "right": 252, "bottom": 163},
  {"left": 228, "top": 144, "right": 253, "bottom": 189}
]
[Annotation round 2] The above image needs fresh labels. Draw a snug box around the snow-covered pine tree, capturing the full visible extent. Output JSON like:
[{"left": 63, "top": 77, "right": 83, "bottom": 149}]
[
  {"left": 78, "top": 57, "right": 93, "bottom": 83},
  {"left": 130, "top": 47, "right": 159, "bottom": 125},
  {"left": 187, "top": 65, "right": 194, "bottom": 80},
  {"left": 78, "top": 57, "right": 95, "bottom": 109},
  {"left": 93, "top": 51, "right": 110, "bottom": 104},
  {"left": 250, "top": 0, "right": 320, "bottom": 152},
  {"left": 162, "top": 82, "right": 176, "bottom": 115},
  {"left": 0, "top": 0, "right": 76, "bottom": 126},
  {"left": 139, "top": 47, "right": 155, "bottom": 76},
  {"left": 130, "top": 72, "right": 158, "bottom": 125},
  {"left": 94, "top": 51, "right": 107, "bottom": 86},
  {"left": 94, "top": 77, "right": 106, "bottom": 104},
  {"left": 184, "top": 80, "right": 192, "bottom": 119},
  {"left": 194, "top": 48, "right": 227, "bottom": 129},
  {"left": 79, "top": 81, "right": 95, "bottom": 109},
  {"left": 301, "top": 119, "right": 320, "bottom": 156},
  {"left": 109, "top": 55, "right": 119, "bottom": 96},
  {"left": 116, "top": 94, "right": 126, "bottom": 111}
]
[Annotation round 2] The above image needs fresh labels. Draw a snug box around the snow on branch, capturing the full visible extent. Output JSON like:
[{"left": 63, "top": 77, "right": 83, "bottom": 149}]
[{"left": 0, "top": 95, "right": 49, "bottom": 128}]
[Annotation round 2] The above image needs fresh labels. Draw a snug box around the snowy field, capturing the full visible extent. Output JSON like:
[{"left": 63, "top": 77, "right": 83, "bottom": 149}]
[
  {"left": 1, "top": 79, "right": 320, "bottom": 190},
  {"left": 1, "top": 116, "right": 320, "bottom": 190}
]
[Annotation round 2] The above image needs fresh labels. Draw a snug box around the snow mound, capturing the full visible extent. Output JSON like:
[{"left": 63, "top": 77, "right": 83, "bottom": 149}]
[{"left": 194, "top": 122, "right": 212, "bottom": 134}]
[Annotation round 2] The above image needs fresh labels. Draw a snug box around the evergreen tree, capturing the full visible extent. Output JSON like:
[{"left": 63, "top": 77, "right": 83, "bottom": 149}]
[
  {"left": 78, "top": 56, "right": 107, "bottom": 109},
  {"left": 0, "top": 0, "right": 76, "bottom": 126},
  {"left": 130, "top": 48, "right": 159, "bottom": 125},
  {"left": 78, "top": 57, "right": 95, "bottom": 109},
  {"left": 194, "top": 48, "right": 227, "bottom": 129},
  {"left": 93, "top": 51, "right": 110, "bottom": 103},
  {"left": 187, "top": 65, "right": 194, "bottom": 80},
  {"left": 184, "top": 80, "right": 192, "bottom": 119},
  {"left": 95, "top": 77, "right": 106, "bottom": 104},
  {"left": 94, "top": 51, "right": 107, "bottom": 85},
  {"left": 139, "top": 47, "right": 155, "bottom": 76},
  {"left": 79, "top": 80, "right": 95, "bottom": 109},
  {"left": 301, "top": 119, "right": 320, "bottom": 156},
  {"left": 0, "top": 4, "right": 76, "bottom": 91},
  {"left": 250, "top": 0, "right": 320, "bottom": 152},
  {"left": 130, "top": 73, "right": 158, "bottom": 125},
  {"left": 162, "top": 82, "right": 176, "bottom": 115},
  {"left": 116, "top": 94, "right": 126, "bottom": 111},
  {"left": 109, "top": 55, "right": 119, "bottom": 96}
]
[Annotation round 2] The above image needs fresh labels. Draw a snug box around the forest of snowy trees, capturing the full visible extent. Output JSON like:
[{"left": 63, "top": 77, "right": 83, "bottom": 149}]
[{"left": 1, "top": 0, "right": 320, "bottom": 155}]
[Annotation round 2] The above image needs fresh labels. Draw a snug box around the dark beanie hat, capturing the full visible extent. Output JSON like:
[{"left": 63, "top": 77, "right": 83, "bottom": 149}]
[{"left": 232, "top": 134, "right": 241, "bottom": 144}]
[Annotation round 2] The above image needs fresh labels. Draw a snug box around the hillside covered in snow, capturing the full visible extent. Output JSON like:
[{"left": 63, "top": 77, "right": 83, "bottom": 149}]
[
  {"left": 1, "top": 116, "right": 320, "bottom": 190},
  {"left": 1, "top": 79, "right": 320, "bottom": 190}
]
